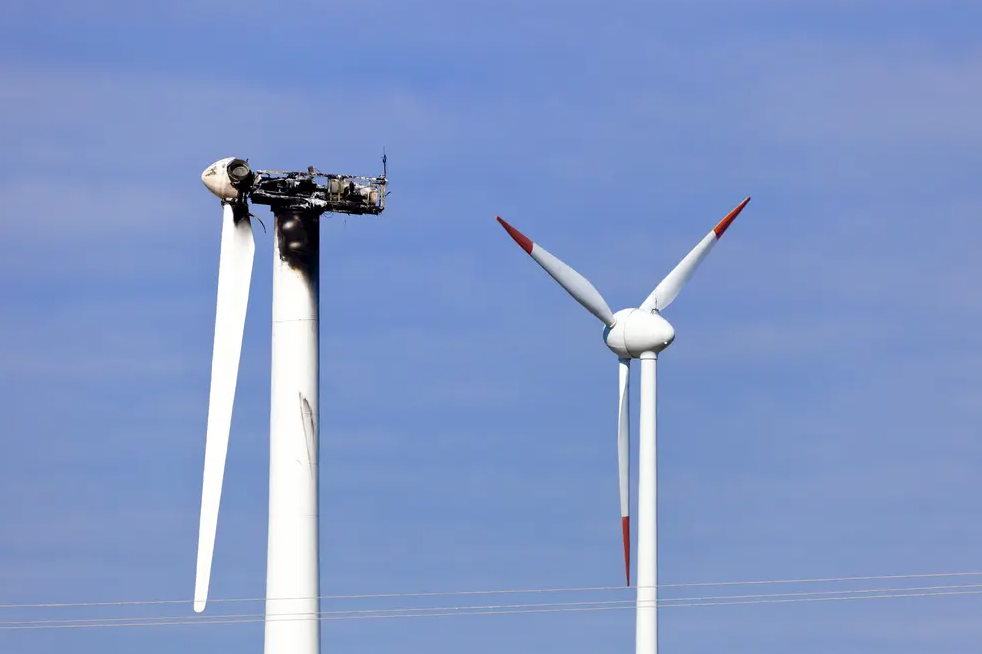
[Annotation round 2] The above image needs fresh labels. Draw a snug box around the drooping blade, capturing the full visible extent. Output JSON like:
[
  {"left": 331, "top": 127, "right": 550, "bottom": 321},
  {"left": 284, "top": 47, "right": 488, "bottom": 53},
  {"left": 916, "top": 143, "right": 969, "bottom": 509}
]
[
  {"left": 638, "top": 197, "right": 750, "bottom": 313},
  {"left": 194, "top": 202, "right": 255, "bottom": 613},
  {"left": 617, "top": 357, "right": 631, "bottom": 586},
  {"left": 496, "top": 216, "right": 615, "bottom": 327}
]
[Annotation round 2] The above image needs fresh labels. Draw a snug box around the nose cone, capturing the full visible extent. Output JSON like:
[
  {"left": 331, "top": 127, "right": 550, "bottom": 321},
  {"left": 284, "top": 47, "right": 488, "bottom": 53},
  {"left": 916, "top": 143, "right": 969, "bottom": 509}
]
[
  {"left": 201, "top": 157, "right": 250, "bottom": 200},
  {"left": 603, "top": 309, "right": 636, "bottom": 358}
]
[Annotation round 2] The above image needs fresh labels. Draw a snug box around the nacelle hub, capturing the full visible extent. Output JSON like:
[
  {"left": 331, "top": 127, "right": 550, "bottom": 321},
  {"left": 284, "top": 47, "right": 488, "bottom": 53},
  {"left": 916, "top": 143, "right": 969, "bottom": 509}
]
[
  {"left": 604, "top": 308, "right": 675, "bottom": 358},
  {"left": 201, "top": 157, "right": 253, "bottom": 200}
]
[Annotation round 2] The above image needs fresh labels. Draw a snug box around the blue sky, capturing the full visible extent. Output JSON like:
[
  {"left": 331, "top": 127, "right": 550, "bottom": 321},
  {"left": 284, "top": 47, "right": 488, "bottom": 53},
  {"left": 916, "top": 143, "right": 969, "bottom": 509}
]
[{"left": 1, "top": 0, "right": 981, "bottom": 651}]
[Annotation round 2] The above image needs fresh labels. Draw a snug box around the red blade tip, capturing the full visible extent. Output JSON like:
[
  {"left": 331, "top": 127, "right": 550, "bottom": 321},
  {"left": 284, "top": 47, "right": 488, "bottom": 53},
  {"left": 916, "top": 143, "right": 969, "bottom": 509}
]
[
  {"left": 496, "top": 216, "right": 534, "bottom": 254},
  {"left": 712, "top": 196, "right": 751, "bottom": 238},
  {"left": 621, "top": 516, "right": 630, "bottom": 587}
]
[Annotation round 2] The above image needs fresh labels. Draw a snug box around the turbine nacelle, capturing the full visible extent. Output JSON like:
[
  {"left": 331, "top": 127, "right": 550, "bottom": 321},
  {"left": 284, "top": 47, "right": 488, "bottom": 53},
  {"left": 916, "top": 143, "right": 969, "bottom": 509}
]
[
  {"left": 201, "top": 157, "right": 255, "bottom": 200},
  {"left": 604, "top": 309, "right": 675, "bottom": 359}
]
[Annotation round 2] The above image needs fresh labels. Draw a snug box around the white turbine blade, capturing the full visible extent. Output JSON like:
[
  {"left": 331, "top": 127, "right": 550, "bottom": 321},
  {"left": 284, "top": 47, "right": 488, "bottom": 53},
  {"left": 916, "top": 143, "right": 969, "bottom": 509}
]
[
  {"left": 638, "top": 197, "right": 750, "bottom": 313},
  {"left": 496, "top": 216, "right": 615, "bottom": 327},
  {"left": 194, "top": 202, "right": 255, "bottom": 613},
  {"left": 617, "top": 357, "right": 631, "bottom": 587}
]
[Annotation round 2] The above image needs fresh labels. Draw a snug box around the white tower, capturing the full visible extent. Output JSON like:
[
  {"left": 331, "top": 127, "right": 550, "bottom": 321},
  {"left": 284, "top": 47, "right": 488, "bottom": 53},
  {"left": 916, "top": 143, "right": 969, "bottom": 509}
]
[{"left": 266, "top": 209, "right": 321, "bottom": 652}]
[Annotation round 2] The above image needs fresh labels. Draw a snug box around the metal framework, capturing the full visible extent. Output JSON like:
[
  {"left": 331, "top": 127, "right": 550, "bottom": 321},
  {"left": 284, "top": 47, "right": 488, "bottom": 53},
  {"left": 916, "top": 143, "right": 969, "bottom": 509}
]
[{"left": 225, "top": 156, "right": 388, "bottom": 215}]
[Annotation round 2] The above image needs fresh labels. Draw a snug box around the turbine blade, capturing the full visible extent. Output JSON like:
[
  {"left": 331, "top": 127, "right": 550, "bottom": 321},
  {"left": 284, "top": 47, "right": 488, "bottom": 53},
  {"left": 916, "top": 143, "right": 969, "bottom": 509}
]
[
  {"left": 194, "top": 202, "right": 255, "bottom": 613},
  {"left": 638, "top": 197, "right": 750, "bottom": 313},
  {"left": 618, "top": 357, "right": 631, "bottom": 587},
  {"left": 496, "top": 216, "right": 615, "bottom": 327}
]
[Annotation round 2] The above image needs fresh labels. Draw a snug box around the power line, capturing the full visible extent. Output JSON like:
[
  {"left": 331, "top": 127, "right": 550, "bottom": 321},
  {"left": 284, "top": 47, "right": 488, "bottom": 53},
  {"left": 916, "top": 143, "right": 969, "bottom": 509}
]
[
  {"left": 8, "top": 580, "right": 980, "bottom": 626},
  {"left": 662, "top": 581, "right": 982, "bottom": 604},
  {"left": 4, "top": 569, "right": 982, "bottom": 611},
  {"left": 3, "top": 582, "right": 982, "bottom": 632},
  {"left": 0, "top": 598, "right": 634, "bottom": 628}
]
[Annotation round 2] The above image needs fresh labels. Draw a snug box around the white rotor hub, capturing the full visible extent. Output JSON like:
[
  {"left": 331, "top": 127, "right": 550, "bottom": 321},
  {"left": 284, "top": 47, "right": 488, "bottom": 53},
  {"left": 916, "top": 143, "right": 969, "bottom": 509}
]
[
  {"left": 201, "top": 157, "right": 252, "bottom": 200},
  {"left": 604, "top": 308, "right": 675, "bottom": 358}
]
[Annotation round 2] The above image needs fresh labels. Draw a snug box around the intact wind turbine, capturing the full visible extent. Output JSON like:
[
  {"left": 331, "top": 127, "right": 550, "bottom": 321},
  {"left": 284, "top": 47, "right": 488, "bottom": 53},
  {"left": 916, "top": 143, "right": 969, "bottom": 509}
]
[
  {"left": 194, "top": 156, "right": 387, "bottom": 654},
  {"left": 495, "top": 197, "right": 750, "bottom": 654}
]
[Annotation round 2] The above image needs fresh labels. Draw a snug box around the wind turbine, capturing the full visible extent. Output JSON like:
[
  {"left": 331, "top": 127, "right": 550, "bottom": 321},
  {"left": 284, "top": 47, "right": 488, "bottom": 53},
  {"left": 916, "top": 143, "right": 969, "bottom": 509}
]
[
  {"left": 495, "top": 196, "right": 750, "bottom": 654},
  {"left": 194, "top": 156, "right": 387, "bottom": 654}
]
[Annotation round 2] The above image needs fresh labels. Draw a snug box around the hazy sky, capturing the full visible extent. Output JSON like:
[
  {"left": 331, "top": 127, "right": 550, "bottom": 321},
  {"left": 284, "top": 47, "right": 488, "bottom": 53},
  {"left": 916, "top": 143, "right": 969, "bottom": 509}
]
[{"left": 2, "top": 1, "right": 981, "bottom": 652}]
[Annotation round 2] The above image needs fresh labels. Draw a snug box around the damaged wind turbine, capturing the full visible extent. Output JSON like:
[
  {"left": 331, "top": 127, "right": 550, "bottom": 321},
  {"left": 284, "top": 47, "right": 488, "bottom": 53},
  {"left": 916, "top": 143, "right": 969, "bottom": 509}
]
[{"left": 194, "top": 156, "right": 387, "bottom": 654}]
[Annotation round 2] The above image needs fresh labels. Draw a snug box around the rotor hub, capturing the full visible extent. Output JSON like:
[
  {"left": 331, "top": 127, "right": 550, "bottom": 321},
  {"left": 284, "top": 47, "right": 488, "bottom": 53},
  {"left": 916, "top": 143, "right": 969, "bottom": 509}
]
[
  {"left": 603, "top": 308, "right": 675, "bottom": 358},
  {"left": 201, "top": 157, "right": 252, "bottom": 200}
]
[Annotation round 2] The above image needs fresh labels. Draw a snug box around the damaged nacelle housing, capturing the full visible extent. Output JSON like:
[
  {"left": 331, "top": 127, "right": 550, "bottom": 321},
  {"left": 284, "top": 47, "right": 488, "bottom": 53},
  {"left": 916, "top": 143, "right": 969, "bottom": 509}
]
[
  {"left": 201, "top": 157, "right": 387, "bottom": 216},
  {"left": 202, "top": 157, "right": 255, "bottom": 200},
  {"left": 326, "top": 178, "right": 379, "bottom": 205}
]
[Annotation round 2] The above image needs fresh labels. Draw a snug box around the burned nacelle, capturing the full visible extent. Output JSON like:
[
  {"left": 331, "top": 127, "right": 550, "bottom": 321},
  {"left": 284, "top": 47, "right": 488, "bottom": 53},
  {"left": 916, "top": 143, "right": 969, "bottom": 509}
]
[
  {"left": 201, "top": 157, "right": 387, "bottom": 216},
  {"left": 250, "top": 167, "right": 386, "bottom": 215}
]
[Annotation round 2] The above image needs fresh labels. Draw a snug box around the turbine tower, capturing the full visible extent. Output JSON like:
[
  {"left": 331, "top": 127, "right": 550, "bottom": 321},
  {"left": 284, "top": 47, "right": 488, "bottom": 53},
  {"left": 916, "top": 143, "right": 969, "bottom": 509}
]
[
  {"left": 194, "top": 156, "right": 388, "bottom": 654},
  {"left": 495, "top": 197, "right": 750, "bottom": 654}
]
